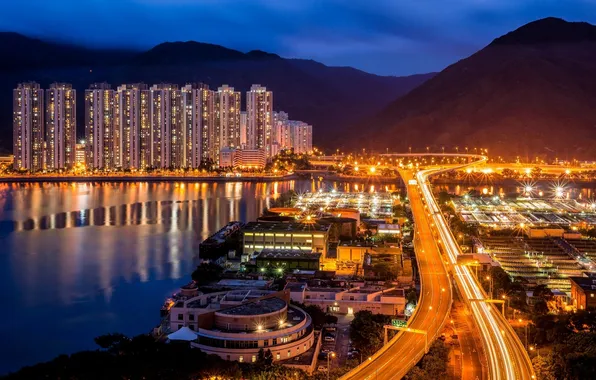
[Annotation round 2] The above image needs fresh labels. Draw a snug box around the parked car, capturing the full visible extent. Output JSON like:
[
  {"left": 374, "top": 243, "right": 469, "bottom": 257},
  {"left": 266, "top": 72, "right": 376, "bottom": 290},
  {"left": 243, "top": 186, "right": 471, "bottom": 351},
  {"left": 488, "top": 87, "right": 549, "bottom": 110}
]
[
  {"left": 317, "top": 365, "right": 328, "bottom": 372},
  {"left": 324, "top": 335, "right": 335, "bottom": 342}
]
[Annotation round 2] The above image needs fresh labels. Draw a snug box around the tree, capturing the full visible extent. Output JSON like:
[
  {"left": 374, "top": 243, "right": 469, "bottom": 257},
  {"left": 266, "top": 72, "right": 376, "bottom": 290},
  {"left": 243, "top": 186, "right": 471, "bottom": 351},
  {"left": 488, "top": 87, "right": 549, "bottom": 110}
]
[
  {"left": 325, "top": 315, "right": 338, "bottom": 325},
  {"left": 533, "top": 284, "right": 554, "bottom": 301},
  {"left": 406, "top": 288, "right": 418, "bottom": 305},
  {"left": 371, "top": 262, "right": 399, "bottom": 281},
  {"left": 349, "top": 311, "right": 391, "bottom": 357},
  {"left": 191, "top": 262, "right": 223, "bottom": 286},
  {"left": 256, "top": 348, "right": 273, "bottom": 367},
  {"left": 534, "top": 299, "right": 549, "bottom": 316},
  {"left": 94, "top": 333, "right": 129, "bottom": 352}
]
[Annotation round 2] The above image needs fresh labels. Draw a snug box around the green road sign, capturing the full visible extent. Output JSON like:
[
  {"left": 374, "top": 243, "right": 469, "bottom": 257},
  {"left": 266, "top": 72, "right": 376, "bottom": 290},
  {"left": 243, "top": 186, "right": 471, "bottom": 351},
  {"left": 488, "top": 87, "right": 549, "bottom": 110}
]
[{"left": 392, "top": 319, "right": 407, "bottom": 328}]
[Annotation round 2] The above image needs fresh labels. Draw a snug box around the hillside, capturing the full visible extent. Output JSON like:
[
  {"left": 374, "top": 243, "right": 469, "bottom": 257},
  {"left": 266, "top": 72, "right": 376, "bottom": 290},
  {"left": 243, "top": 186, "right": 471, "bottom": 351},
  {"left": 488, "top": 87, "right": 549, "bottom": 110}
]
[
  {"left": 342, "top": 18, "right": 596, "bottom": 159},
  {"left": 0, "top": 34, "right": 434, "bottom": 152}
]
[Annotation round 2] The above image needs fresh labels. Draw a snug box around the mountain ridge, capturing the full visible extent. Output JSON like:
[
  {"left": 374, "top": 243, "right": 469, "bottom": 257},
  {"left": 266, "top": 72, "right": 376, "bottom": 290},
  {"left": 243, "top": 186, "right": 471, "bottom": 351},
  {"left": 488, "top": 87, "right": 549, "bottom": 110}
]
[
  {"left": 0, "top": 32, "right": 434, "bottom": 152},
  {"left": 340, "top": 17, "right": 596, "bottom": 159}
]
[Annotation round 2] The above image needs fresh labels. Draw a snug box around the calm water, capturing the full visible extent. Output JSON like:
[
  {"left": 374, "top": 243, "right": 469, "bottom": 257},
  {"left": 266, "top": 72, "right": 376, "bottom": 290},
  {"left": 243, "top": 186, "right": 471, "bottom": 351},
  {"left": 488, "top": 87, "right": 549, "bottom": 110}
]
[{"left": 0, "top": 179, "right": 402, "bottom": 374}]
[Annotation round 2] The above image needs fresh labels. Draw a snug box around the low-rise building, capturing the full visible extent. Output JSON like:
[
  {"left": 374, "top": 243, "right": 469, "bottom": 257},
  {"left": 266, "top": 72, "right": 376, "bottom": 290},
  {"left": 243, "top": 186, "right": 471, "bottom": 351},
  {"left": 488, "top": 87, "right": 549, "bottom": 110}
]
[
  {"left": 242, "top": 222, "right": 330, "bottom": 258},
  {"left": 286, "top": 282, "right": 405, "bottom": 316},
  {"left": 234, "top": 148, "right": 266, "bottom": 168},
  {"left": 570, "top": 276, "right": 596, "bottom": 310},
  {"left": 186, "top": 291, "right": 316, "bottom": 363},
  {"left": 255, "top": 249, "right": 321, "bottom": 271}
]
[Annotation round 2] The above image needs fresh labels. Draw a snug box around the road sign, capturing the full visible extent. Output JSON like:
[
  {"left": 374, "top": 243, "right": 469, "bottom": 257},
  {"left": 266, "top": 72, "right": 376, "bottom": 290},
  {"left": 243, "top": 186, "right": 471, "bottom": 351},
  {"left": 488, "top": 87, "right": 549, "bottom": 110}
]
[{"left": 392, "top": 319, "right": 407, "bottom": 328}]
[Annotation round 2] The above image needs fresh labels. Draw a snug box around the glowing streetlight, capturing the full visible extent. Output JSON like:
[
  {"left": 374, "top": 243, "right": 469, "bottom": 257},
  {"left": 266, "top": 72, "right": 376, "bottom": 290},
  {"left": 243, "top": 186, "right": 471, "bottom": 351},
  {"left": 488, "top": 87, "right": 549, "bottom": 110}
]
[{"left": 369, "top": 166, "right": 376, "bottom": 174}]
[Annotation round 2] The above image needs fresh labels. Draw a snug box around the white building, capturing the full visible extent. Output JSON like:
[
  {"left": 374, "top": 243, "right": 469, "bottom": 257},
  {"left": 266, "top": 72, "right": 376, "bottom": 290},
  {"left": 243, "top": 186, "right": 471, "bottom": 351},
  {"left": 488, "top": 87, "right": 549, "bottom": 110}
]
[
  {"left": 286, "top": 283, "right": 406, "bottom": 316},
  {"left": 45, "top": 83, "right": 76, "bottom": 170},
  {"left": 246, "top": 84, "right": 273, "bottom": 156},
  {"left": 13, "top": 82, "right": 44, "bottom": 171},
  {"left": 85, "top": 83, "right": 114, "bottom": 169}
]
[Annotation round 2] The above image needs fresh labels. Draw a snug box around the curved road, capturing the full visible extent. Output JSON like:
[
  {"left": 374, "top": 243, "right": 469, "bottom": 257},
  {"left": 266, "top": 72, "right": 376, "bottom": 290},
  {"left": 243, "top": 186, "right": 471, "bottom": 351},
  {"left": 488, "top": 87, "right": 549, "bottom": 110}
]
[
  {"left": 340, "top": 169, "right": 452, "bottom": 380},
  {"left": 340, "top": 154, "right": 534, "bottom": 380}
]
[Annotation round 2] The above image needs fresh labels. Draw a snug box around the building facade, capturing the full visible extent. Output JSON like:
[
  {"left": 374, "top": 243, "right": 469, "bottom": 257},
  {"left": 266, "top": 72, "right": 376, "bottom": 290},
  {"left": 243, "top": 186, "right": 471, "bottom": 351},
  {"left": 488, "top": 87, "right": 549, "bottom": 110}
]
[
  {"left": 233, "top": 148, "right": 267, "bottom": 168},
  {"left": 13, "top": 82, "right": 44, "bottom": 171},
  {"left": 85, "top": 83, "right": 114, "bottom": 169},
  {"left": 242, "top": 222, "right": 330, "bottom": 257},
  {"left": 181, "top": 83, "right": 213, "bottom": 168},
  {"left": 183, "top": 292, "right": 315, "bottom": 363},
  {"left": 570, "top": 276, "right": 596, "bottom": 310},
  {"left": 215, "top": 85, "right": 241, "bottom": 158},
  {"left": 150, "top": 84, "right": 183, "bottom": 168},
  {"left": 114, "top": 83, "right": 150, "bottom": 169},
  {"left": 286, "top": 283, "right": 406, "bottom": 316},
  {"left": 239, "top": 111, "right": 248, "bottom": 148},
  {"left": 45, "top": 83, "right": 76, "bottom": 170},
  {"left": 246, "top": 84, "right": 273, "bottom": 155}
]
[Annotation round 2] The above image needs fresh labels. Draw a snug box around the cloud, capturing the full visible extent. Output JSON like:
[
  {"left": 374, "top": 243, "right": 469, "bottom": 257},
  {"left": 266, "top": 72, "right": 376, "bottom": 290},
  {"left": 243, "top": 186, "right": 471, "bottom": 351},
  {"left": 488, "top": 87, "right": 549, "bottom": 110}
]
[{"left": 1, "top": 0, "right": 596, "bottom": 75}]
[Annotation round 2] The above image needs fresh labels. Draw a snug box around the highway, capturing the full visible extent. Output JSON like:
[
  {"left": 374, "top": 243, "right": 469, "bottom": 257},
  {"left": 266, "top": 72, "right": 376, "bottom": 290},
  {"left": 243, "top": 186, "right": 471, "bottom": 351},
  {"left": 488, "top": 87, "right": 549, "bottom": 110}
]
[
  {"left": 340, "top": 153, "right": 535, "bottom": 380},
  {"left": 340, "top": 169, "right": 453, "bottom": 380},
  {"left": 417, "top": 162, "right": 535, "bottom": 380}
]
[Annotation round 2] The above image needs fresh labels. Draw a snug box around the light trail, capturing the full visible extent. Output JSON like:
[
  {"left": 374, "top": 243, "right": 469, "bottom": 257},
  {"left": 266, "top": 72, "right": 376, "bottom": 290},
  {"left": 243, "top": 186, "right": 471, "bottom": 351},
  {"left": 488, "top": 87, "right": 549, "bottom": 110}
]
[{"left": 417, "top": 159, "right": 535, "bottom": 380}]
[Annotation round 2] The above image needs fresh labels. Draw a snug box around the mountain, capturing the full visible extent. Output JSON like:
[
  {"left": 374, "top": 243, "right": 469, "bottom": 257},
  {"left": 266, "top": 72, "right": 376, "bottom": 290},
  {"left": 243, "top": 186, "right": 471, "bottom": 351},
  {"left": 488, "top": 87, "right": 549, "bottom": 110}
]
[
  {"left": 0, "top": 32, "right": 135, "bottom": 70},
  {"left": 341, "top": 18, "right": 596, "bottom": 159},
  {"left": 0, "top": 33, "right": 434, "bottom": 152}
]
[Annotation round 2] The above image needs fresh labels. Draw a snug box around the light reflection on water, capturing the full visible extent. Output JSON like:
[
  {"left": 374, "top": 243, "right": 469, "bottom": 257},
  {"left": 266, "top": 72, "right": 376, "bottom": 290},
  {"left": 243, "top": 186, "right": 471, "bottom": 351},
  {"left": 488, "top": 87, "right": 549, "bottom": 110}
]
[{"left": 0, "top": 179, "right": 401, "bottom": 374}]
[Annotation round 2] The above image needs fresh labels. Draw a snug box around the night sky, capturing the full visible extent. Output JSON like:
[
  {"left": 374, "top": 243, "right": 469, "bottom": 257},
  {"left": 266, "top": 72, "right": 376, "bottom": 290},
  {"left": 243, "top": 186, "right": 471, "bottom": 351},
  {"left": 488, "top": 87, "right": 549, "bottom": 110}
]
[{"left": 2, "top": 0, "right": 596, "bottom": 76}]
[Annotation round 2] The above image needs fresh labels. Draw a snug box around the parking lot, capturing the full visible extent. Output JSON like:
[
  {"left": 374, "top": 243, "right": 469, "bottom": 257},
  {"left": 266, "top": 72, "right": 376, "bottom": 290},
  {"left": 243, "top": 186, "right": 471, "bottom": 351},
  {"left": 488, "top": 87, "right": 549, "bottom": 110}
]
[{"left": 316, "top": 315, "right": 359, "bottom": 373}]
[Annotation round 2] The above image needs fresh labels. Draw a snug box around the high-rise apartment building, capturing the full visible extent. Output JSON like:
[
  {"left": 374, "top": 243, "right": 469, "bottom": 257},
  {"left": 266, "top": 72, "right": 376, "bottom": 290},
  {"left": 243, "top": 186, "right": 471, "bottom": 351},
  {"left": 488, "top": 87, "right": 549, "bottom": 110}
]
[
  {"left": 182, "top": 83, "right": 214, "bottom": 168},
  {"left": 150, "top": 84, "right": 182, "bottom": 168},
  {"left": 215, "top": 85, "right": 241, "bottom": 158},
  {"left": 291, "top": 121, "right": 313, "bottom": 154},
  {"left": 85, "top": 83, "right": 114, "bottom": 169},
  {"left": 239, "top": 111, "right": 247, "bottom": 149},
  {"left": 13, "top": 82, "right": 44, "bottom": 171},
  {"left": 114, "top": 84, "right": 150, "bottom": 169},
  {"left": 246, "top": 84, "right": 273, "bottom": 155},
  {"left": 46, "top": 83, "right": 76, "bottom": 170}
]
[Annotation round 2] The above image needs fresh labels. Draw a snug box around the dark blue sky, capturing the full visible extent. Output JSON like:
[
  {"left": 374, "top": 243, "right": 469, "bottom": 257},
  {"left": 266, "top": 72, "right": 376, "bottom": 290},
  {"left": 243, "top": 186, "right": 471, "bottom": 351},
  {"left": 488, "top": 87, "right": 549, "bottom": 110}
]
[{"left": 2, "top": 0, "right": 596, "bottom": 76}]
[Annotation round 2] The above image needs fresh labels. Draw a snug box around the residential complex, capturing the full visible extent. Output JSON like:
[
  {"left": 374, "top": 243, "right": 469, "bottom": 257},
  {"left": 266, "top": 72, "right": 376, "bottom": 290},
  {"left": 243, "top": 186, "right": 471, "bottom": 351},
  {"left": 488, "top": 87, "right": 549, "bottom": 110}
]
[{"left": 13, "top": 82, "right": 312, "bottom": 171}]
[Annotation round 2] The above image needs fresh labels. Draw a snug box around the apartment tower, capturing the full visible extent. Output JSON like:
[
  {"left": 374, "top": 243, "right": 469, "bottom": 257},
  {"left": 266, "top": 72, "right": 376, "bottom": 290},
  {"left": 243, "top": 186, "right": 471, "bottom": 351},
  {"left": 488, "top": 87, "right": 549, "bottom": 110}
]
[
  {"left": 114, "top": 84, "right": 150, "bottom": 169},
  {"left": 45, "top": 83, "right": 76, "bottom": 170},
  {"left": 215, "top": 85, "right": 241, "bottom": 159},
  {"left": 85, "top": 83, "right": 114, "bottom": 169},
  {"left": 182, "top": 83, "right": 214, "bottom": 168},
  {"left": 13, "top": 82, "right": 44, "bottom": 171},
  {"left": 246, "top": 84, "right": 273, "bottom": 155}
]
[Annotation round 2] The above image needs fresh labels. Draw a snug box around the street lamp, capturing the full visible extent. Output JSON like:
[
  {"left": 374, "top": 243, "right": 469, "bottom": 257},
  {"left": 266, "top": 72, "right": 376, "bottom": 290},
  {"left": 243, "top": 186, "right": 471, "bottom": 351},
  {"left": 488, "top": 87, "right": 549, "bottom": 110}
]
[
  {"left": 486, "top": 275, "right": 493, "bottom": 299},
  {"left": 327, "top": 352, "right": 336, "bottom": 380},
  {"left": 502, "top": 295, "right": 510, "bottom": 318}
]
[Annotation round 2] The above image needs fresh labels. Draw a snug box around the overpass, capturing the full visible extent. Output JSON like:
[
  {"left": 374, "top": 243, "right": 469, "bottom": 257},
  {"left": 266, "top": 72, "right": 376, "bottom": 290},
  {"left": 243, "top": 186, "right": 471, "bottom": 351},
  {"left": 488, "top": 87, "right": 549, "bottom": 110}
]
[{"left": 340, "top": 154, "right": 534, "bottom": 380}]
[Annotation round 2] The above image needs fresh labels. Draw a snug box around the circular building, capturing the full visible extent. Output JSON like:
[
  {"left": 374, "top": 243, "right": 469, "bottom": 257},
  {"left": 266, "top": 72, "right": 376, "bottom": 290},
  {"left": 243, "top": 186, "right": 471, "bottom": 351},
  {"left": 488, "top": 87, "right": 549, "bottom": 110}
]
[{"left": 191, "top": 297, "right": 315, "bottom": 363}]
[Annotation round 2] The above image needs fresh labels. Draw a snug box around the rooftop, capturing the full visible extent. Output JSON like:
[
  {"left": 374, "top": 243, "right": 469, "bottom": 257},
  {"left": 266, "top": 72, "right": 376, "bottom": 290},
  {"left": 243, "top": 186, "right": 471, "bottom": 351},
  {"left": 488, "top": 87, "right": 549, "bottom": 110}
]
[
  {"left": 570, "top": 276, "right": 596, "bottom": 291},
  {"left": 285, "top": 282, "right": 308, "bottom": 292},
  {"left": 216, "top": 279, "right": 271, "bottom": 288},
  {"left": 256, "top": 249, "right": 322, "bottom": 261},
  {"left": 242, "top": 221, "right": 330, "bottom": 233},
  {"left": 218, "top": 297, "right": 287, "bottom": 316}
]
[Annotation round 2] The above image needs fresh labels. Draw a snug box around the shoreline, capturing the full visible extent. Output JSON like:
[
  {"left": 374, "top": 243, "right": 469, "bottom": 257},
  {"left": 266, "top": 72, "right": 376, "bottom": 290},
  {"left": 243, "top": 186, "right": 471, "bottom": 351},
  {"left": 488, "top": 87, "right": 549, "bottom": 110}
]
[{"left": 0, "top": 174, "right": 298, "bottom": 183}]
